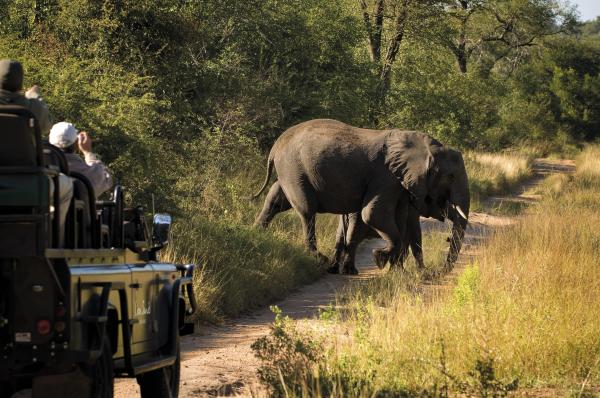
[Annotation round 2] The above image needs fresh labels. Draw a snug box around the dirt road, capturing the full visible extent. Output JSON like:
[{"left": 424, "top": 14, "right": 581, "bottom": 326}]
[{"left": 115, "top": 158, "right": 575, "bottom": 398}]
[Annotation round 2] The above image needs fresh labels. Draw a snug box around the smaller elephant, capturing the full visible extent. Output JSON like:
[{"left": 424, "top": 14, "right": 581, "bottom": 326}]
[
  {"left": 330, "top": 204, "right": 424, "bottom": 275},
  {"left": 332, "top": 202, "right": 467, "bottom": 274}
]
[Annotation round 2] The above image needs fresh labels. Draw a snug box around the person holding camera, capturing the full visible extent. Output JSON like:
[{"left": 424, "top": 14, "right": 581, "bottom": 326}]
[
  {"left": 0, "top": 59, "right": 52, "bottom": 134},
  {"left": 49, "top": 122, "right": 113, "bottom": 198}
]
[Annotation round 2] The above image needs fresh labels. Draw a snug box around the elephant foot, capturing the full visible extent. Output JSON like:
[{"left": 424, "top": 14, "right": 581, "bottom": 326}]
[
  {"left": 372, "top": 249, "right": 389, "bottom": 269},
  {"left": 389, "top": 264, "right": 407, "bottom": 273},
  {"left": 341, "top": 265, "right": 359, "bottom": 275},
  {"left": 389, "top": 257, "right": 405, "bottom": 271},
  {"left": 443, "top": 260, "right": 455, "bottom": 273},
  {"left": 327, "top": 264, "right": 340, "bottom": 274},
  {"left": 316, "top": 252, "right": 330, "bottom": 266}
]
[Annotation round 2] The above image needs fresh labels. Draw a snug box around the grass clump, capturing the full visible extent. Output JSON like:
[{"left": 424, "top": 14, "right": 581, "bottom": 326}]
[
  {"left": 255, "top": 146, "right": 600, "bottom": 396},
  {"left": 163, "top": 218, "right": 324, "bottom": 321}
]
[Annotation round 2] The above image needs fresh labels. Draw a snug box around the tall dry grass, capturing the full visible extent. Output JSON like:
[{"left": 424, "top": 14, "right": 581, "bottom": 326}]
[
  {"left": 465, "top": 151, "right": 533, "bottom": 210},
  {"left": 258, "top": 147, "right": 600, "bottom": 396}
]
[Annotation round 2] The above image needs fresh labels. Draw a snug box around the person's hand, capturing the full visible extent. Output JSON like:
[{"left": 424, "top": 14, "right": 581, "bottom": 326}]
[
  {"left": 78, "top": 131, "right": 93, "bottom": 154},
  {"left": 25, "top": 85, "right": 41, "bottom": 99}
]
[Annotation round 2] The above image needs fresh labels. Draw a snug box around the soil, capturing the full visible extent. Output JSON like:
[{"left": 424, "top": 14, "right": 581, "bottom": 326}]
[{"left": 114, "top": 158, "right": 575, "bottom": 398}]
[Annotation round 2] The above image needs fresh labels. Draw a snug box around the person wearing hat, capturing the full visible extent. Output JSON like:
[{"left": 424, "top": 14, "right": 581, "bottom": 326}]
[
  {"left": 0, "top": 59, "right": 73, "bottom": 245},
  {"left": 0, "top": 59, "right": 52, "bottom": 134},
  {"left": 49, "top": 122, "right": 113, "bottom": 198}
]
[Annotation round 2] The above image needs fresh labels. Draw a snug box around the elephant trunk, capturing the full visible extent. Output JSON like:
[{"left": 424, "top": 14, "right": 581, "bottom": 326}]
[{"left": 446, "top": 186, "right": 470, "bottom": 269}]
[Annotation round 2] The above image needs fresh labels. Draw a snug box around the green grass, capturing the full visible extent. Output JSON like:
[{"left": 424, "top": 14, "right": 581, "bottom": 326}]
[{"left": 253, "top": 146, "right": 600, "bottom": 397}]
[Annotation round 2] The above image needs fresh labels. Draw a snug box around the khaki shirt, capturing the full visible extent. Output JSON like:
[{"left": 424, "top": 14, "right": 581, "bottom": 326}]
[
  {"left": 65, "top": 152, "right": 113, "bottom": 198},
  {"left": 0, "top": 89, "right": 52, "bottom": 135}
]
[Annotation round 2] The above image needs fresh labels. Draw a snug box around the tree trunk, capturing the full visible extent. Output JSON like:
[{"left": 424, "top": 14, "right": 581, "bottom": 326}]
[
  {"left": 372, "top": 0, "right": 384, "bottom": 62},
  {"left": 376, "top": 0, "right": 409, "bottom": 109},
  {"left": 456, "top": 34, "right": 468, "bottom": 73},
  {"left": 359, "top": 0, "right": 384, "bottom": 63}
]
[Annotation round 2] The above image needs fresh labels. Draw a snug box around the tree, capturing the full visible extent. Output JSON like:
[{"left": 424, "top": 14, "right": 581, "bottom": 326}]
[
  {"left": 357, "top": 0, "right": 432, "bottom": 119},
  {"left": 436, "top": 0, "right": 577, "bottom": 73}
]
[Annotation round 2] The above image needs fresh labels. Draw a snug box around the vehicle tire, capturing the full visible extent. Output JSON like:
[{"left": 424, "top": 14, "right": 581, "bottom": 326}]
[
  {"left": 137, "top": 338, "right": 180, "bottom": 398},
  {"left": 87, "top": 335, "right": 114, "bottom": 398}
]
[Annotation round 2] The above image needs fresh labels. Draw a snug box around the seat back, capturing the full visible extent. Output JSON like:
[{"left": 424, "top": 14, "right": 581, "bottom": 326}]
[
  {"left": 70, "top": 171, "right": 100, "bottom": 248},
  {"left": 0, "top": 105, "right": 50, "bottom": 256},
  {"left": 0, "top": 106, "right": 42, "bottom": 167},
  {"left": 98, "top": 185, "right": 124, "bottom": 249},
  {"left": 43, "top": 142, "right": 70, "bottom": 175}
]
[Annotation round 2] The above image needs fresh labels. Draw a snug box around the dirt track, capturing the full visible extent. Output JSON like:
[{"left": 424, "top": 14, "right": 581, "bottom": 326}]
[{"left": 114, "top": 158, "right": 575, "bottom": 398}]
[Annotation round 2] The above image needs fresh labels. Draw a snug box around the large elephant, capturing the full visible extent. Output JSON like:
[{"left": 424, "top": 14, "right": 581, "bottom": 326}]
[{"left": 251, "top": 119, "right": 469, "bottom": 273}]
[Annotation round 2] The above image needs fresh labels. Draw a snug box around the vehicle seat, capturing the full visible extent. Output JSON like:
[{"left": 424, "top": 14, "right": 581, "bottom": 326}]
[
  {"left": 98, "top": 186, "right": 124, "bottom": 249},
  {"left": 70, "top": 171, "right": 101, "bottom": 249},
  {"left": 43, "top": 142, "right": 70, "bottom": 175},
  {"left": 43, "top": 143, "right": 72, "bottom": 247},
  {"left": 0, "top": 105, "right": 52, "bottom": 255},
  {"left": 123, "top": 206, "right": 149, "bottom": 253}
]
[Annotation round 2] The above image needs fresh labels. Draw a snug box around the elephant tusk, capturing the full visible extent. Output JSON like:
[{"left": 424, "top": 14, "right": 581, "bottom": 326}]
[{"left": 453, "top": 204, "right": 468, "bottom": 220}]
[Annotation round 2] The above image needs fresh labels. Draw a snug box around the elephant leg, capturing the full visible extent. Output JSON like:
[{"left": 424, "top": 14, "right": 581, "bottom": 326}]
[
  {"left": 253, "top": 181, "right": 292, "bottom": 228},
  {"left": 328, "top": 216, "right": 347, "bottom": 274},
  {"left": 329, "top": 213, "right": 370, "bottom": 274},
  {"left": 389, "top": 198, "right": 412, "bottom": 270},
  {"left": 298, "top": 211, "right": 328, "bottom": 264},
  {"left": 398, "top": 240, "right": 410, "bottom": 266},
  {"left": 361, "top": 192, "right": 408, "bottom": 269},
  {"left": 407, "top": 208, "right": 425, "bottom": 270},
  {"left": 339, "top": 213, "right": 370, "bottom": 275}
]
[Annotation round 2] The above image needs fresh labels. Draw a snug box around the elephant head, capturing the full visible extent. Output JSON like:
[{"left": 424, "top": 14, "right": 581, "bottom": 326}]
[{"left": 385, "top": 131, "right": 470, "bottom": 268}]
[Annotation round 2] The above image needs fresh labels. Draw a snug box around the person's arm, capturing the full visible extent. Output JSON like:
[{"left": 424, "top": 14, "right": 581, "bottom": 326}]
[
  {"left": 24, "top": 85, "right": 52, "bottom": 135},
  {"left": 78, "top": 132, "right": 114, "bottom": 197}
]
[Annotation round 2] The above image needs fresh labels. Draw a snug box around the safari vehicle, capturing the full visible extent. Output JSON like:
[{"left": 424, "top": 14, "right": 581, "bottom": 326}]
[{"left": 0, "top": 105, "right": 197, "bottom": 398}]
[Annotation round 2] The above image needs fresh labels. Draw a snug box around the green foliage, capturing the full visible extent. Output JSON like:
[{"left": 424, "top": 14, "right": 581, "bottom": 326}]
[
  {"left": 452, "top": 263, "right": 480, "bottom": 309},
  {"left": 251, "top": 306, "right": 324, "bottom": 397}
]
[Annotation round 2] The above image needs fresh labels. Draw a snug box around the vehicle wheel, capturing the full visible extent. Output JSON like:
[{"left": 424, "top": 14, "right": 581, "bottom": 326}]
[
  {"left": 88, "top": 335, "right": 114, "bottom": 398},
  {"left": 137, "top": 338, "right": 180, "bottom": 398}
]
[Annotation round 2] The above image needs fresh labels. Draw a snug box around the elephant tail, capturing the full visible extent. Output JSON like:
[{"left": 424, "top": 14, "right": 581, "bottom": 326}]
[{"left": 250, "top": 155, "right": 274, "bottom": 199}]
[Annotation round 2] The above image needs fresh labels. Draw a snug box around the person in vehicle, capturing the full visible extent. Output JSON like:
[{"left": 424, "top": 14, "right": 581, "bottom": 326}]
[
  {"left": 0, "top": 59, "right": 52, "bottom": 134},
  {"left": 0, "top": 59, "right": 73, "bottom": 242},
  {"left": 49, "top": 122, "right": 113, "bottom": 198}
]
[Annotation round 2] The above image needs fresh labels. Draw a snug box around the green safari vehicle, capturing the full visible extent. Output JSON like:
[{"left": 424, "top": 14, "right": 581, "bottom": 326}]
[{"left": 0, "top": 105, "right": 197, "bottom": 398}]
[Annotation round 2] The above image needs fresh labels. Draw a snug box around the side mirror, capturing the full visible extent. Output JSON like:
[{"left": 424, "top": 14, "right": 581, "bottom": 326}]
[{"left": 152, "top": 213, "right": 172, "bottom": 246}]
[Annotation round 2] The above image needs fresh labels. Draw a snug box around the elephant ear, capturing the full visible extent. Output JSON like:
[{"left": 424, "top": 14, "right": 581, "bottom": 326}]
[{"left": 384, "top": 131, "right": 439, "bottom": 200}]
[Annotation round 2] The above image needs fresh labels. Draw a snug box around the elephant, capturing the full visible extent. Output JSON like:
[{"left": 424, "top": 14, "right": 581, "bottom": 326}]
[
  {"left": 254, "top": 180, "right": 425, "bottom": 274},
  {"left": 251, "top": 119, "right": 469, "bottom": 274}
]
